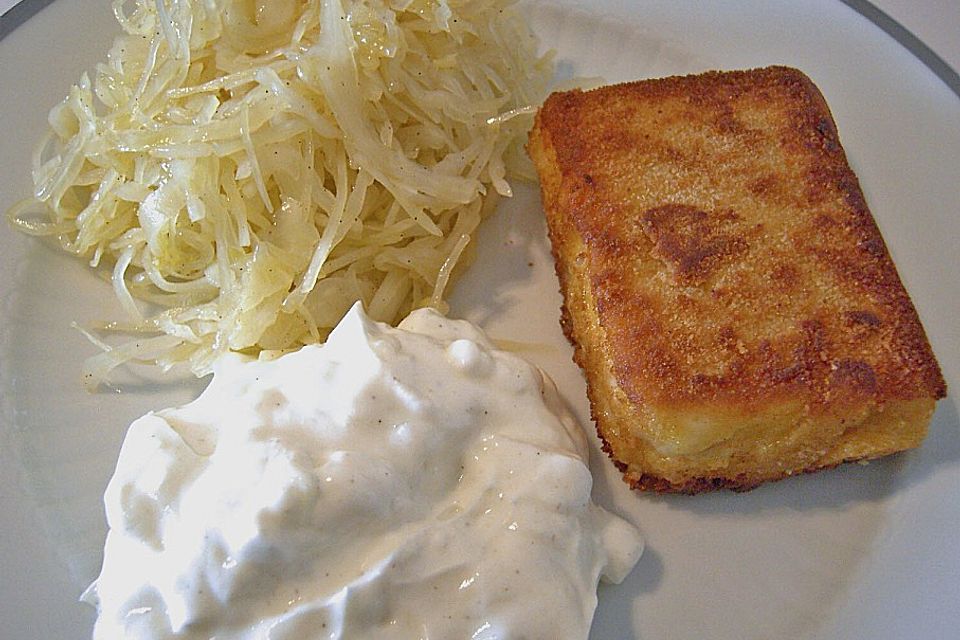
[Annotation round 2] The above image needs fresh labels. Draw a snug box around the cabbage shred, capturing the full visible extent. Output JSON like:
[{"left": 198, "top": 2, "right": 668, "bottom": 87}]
[{"left": 7, "top": 0, "right": 551, "bottom": 387}]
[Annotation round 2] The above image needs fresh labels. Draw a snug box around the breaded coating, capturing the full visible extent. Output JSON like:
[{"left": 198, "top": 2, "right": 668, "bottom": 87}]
[{"left": 528, "top": 66, "right": 946, "bottom": 493}]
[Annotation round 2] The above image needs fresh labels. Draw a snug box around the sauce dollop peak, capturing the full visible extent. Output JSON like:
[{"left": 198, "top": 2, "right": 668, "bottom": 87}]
[{"left": 86, "top": 303, "right": 643, "bottom": 639}]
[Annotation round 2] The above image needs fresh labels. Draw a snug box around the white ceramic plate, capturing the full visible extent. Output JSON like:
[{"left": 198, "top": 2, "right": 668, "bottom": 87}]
[{"left": 2, "top": 1, "right": 958, "bottom": 638}]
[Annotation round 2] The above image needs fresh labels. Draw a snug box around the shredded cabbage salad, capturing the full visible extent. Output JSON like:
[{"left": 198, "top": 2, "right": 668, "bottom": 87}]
[{"left": 7, "top": 0, "right": 551, "bottom": 388}]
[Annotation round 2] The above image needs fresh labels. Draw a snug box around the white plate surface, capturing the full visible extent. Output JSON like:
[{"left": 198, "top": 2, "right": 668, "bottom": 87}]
[{"left": 2, "top": 1, "right": 959, "bottom": 638}]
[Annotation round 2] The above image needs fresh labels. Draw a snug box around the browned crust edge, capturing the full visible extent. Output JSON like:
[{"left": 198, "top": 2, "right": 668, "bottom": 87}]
[
  {"left": 538, "top": 66, "right": 945, "bottom": 410},
  {"left": 530, "top": 66, "right": 945, "bottom": 494}
]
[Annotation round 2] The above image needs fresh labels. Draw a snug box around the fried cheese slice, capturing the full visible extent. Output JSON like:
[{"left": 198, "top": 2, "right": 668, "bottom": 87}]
[{"left": 529, "top": 66, "right": 946, "bottom": 493}]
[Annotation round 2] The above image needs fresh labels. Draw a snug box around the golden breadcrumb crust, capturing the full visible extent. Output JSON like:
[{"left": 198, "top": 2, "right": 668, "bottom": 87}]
[{"left": 529, "top": 66, "right": 946, "bottom": 493}]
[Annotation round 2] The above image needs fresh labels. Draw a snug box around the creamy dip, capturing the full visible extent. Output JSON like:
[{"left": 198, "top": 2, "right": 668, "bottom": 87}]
[{"left": 85, "top": 304, "right": 642, "bottom": 639}]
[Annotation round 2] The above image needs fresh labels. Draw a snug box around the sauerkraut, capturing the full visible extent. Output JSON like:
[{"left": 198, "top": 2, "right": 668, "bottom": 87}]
[{"left": 7, "top": 0, "right": 551, "bottom": 387}]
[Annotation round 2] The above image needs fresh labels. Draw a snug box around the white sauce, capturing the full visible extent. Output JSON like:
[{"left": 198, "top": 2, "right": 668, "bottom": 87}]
[{"left": 86, "top": 304, "right": 642, "bottom": 639}]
